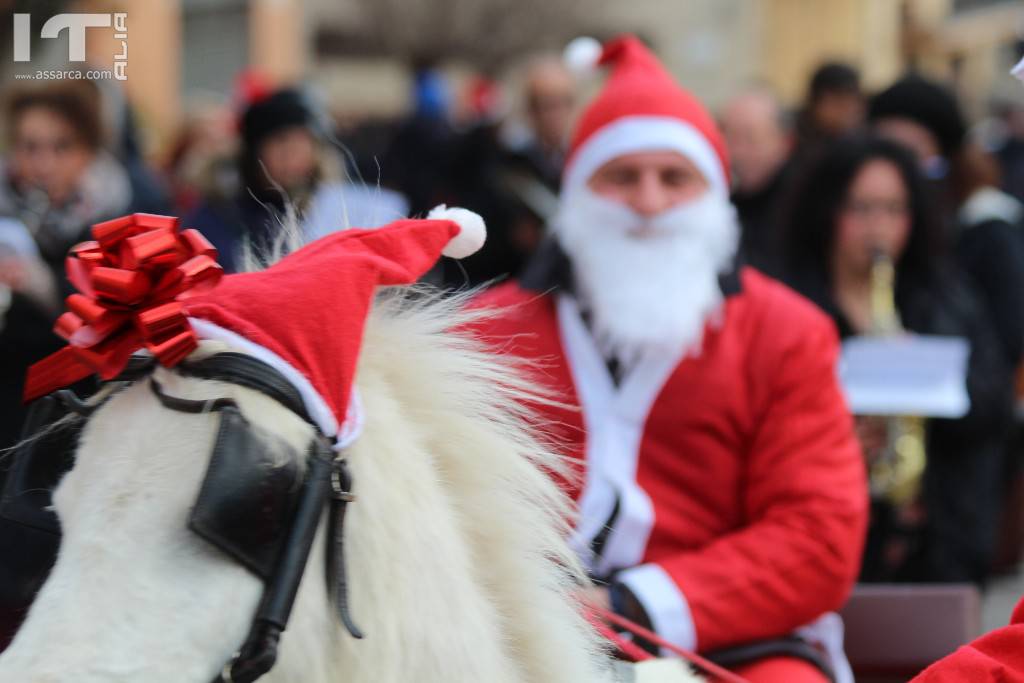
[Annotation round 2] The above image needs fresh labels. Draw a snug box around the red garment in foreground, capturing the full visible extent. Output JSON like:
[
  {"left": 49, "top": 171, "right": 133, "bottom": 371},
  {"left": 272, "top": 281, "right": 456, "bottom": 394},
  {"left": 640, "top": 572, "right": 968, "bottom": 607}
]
[
  {"left": 472, "top": 267, "right": 868, "bottom": 655},
  {"left": 911, "top": 597, "right": 1024, "bottom": 682},
  {"left": 733, "top": 656, "right": 828, "bottom": 683}
]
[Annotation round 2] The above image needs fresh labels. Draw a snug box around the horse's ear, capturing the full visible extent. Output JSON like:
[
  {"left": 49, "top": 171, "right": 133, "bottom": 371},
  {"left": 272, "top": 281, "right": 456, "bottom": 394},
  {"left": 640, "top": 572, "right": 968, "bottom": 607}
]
[{"left": 189, "top": 406, "right": 304, "bottom": 580}]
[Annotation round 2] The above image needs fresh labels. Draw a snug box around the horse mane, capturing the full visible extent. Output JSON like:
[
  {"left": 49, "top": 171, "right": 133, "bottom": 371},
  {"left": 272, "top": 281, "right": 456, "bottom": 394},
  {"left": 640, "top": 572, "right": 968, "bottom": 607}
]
[
  {"left": 321, "top": 287, "right": 609, "bottom": 681},
  {"left": 230, "top": 230, "right": 612, "bottom": 681}
]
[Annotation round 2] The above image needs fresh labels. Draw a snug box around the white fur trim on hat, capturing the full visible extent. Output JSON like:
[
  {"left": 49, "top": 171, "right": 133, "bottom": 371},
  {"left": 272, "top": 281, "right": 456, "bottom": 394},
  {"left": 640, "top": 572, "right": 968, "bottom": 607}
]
[
  {"left": 563, "top": 115, "right": 727, "bottom": 199},
  {"left": 188, "top": 317, "right": 364, "bottom": 450},
  {"left": 428, "top": 205, "right": 487, "bottom": 259}
]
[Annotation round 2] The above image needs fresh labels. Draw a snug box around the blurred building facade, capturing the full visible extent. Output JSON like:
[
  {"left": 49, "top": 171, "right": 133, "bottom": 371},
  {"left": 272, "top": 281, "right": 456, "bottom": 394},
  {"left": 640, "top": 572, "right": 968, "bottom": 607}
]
[
  {"left": 5, "top": 0, "right": 1021, "bottom": 152},
  {"left": 304, "top": 0, "right": 1023, "bottom": 118}
]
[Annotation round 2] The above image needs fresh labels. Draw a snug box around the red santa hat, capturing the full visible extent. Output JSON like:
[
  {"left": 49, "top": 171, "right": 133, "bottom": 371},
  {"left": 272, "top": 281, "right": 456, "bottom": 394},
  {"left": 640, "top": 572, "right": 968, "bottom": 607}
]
[
  {"left": 25, "top": 208, "right": 485, "bottom": 449},
  {"left": 186, "top": 207, "right": 483, "bottom": 446},
  {"left": 563, "top": 35, "right": 730, "bottom": 197}
]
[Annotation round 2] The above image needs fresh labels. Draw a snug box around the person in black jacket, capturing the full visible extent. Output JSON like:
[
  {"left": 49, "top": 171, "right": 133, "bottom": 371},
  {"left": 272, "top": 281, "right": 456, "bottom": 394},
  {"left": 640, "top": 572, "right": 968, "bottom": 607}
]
[
  {"left": 869, "top": 74, "right": 1024, "bottom": 370},
  {"left": 781, "top": 135, "right": 1014, "bottom": 584},
  {"left": 720, "top": 85, "right": 796, "bottom": 275}
]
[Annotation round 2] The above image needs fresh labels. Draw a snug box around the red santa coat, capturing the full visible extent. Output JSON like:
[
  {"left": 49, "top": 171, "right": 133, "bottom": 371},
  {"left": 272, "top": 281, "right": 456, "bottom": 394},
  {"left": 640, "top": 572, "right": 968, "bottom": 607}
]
[
  {"left": 911, "top": 597, "right": 1024, "bottom": 682},
  {"left": 473, "top": 267, "right": 868, "bottom": 658}
]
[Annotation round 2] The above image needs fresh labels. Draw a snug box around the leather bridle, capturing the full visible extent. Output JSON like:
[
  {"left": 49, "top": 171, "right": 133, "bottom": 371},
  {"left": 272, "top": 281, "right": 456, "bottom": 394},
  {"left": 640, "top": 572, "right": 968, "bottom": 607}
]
[{"left": 0, "top": 352, "right": 363, "bottom": 683}]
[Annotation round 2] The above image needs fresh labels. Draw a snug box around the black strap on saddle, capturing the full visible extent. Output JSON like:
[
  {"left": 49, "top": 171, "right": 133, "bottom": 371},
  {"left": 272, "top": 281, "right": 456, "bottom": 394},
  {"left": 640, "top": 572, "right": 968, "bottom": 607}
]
[{"left": 706, "top": 637, "right": 836, "bottom": 682}]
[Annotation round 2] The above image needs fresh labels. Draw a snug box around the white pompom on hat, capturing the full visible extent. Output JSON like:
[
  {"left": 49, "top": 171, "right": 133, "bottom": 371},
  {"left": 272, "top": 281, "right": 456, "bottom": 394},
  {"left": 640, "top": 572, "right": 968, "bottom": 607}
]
[{"left": 428, "top": 205, "right": 487, "bottom": 259}]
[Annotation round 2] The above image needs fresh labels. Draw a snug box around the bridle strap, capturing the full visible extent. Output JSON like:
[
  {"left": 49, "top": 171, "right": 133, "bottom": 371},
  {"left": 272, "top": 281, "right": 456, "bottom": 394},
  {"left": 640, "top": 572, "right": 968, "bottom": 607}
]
[
  {"left": 141, "top": 354, "right": 361, "bottom": 683},
  {"left": 177, "top": 353, "right": 311, "bottom": 425},
  {"left": 51, "top": 389, "right": 103, "bottom": 417},
  {"left": 150, "top": 379, "right": 240, "bottom": 414},
  {"left": 326, "top": 457, "right": 364, "bottom": 639},
  {"left": 217, "top": 443, "right": 337, "bottom": 683}
]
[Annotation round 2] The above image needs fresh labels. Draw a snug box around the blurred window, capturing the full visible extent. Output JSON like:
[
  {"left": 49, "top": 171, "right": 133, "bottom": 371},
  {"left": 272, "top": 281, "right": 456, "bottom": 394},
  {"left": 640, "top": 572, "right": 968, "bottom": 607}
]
[
  {"left": 182, "top": 0, "right": 248, "bottom": 97},
  {"left": 952, "top": 0, "right": 1016, "bottom": 12}
]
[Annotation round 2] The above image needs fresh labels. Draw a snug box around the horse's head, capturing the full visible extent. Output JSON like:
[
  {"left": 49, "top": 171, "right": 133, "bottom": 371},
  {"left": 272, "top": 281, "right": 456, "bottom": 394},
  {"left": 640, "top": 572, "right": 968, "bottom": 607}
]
[
  {"left": 0, "top": 294, "right": 659, "bottom": 683},
  {"left": 0, "top": 344, "right": 328, "bottom": 683},
  {"left": 0, "top": 210, "right": 676, "bottom": 682}
]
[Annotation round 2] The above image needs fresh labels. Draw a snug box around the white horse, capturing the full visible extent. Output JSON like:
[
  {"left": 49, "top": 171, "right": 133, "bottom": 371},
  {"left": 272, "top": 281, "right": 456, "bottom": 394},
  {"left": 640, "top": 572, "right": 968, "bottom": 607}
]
[{"left": 0, "top": 287, "right": 699, "bottom": 683}]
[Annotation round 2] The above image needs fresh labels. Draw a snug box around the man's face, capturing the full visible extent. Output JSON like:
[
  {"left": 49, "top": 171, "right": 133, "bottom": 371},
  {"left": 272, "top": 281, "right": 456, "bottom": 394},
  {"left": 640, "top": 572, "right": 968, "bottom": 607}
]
[
  {"left": 11, "top": 106, "right": 94, "bottom": 206},
  {"left": 812, "top": 91, "right": 864, "bottom": 137},
  {"left": 525, "top": 64, "right": 576, "bottom": 152},
  {"left": 257, "top": 126, "right": 318, "bottom": 192},
  {"left": 587, "top": 151, "right": 709, "bottom": 220},
  {"left": 720, "top": 93, "right": 791, "bottom": 194},
  {"left": 557, "top": 149, "right": 737, "bottom": 362}
]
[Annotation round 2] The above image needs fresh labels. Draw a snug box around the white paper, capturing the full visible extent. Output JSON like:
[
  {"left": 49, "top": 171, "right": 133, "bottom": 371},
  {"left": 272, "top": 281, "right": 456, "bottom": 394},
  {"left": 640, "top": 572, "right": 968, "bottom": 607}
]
[
  {"left": 838, "top": 335, "right": 970, "bottom": 418},
  {"left": 1012, "top": 55, "right": 1024, "bottom": 84}
]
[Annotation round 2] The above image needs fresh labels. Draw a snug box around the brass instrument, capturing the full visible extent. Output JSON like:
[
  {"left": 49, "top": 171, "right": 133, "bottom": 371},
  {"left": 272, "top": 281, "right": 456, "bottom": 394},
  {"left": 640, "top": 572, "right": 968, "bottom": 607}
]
[{"left": 866, "top": 250, "right": 927, "bottom": 506}]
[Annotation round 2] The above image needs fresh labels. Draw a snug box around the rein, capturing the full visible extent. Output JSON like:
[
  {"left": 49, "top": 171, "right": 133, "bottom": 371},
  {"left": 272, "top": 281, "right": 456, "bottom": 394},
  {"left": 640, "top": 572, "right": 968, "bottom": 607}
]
[{"left": 591, "top": 607, "right": 750, "bottom": 683}]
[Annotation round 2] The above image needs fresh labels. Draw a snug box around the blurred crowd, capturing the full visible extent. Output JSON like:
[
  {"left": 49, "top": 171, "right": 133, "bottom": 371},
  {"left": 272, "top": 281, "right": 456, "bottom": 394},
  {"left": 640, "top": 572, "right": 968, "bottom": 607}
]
[{"left": 3, "top": 51, "right": 1024, "bottom": 593}]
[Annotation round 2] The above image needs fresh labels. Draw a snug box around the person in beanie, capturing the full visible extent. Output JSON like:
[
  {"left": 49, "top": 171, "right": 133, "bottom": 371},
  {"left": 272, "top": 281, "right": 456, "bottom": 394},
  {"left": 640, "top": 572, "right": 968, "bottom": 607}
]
[
  {"left": 185, "top": 86, "right": 407, "bottom": 272},
  {"left": 472, "top": 36, "right": 867, "bottom": 683},
  {"left": 793, "top": 62, "right": 865, "bottom": 163}
]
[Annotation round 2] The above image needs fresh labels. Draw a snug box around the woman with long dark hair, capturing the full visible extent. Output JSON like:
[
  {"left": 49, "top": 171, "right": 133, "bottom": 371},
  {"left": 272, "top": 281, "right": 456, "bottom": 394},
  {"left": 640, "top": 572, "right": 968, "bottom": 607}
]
[{"left": 782, "top": 135, "right": 1013, "bottom": 584}]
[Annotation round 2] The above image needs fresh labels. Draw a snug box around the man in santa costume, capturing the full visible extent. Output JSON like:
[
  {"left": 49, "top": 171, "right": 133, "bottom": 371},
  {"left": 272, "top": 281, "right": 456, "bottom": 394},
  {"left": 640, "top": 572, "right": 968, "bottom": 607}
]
[{"left": 473, "top": 36, "right": 868, "bottom": 683}]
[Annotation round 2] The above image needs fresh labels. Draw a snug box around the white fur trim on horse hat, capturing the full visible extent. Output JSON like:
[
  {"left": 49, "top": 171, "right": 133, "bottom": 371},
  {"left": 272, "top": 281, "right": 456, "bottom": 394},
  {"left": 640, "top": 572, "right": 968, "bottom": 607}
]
[
  {"left": 428, "top": 205, "right": 487, "bottom": 259},
  {"left": 188, "top": 317, "right": 364, "bottom": 450}
]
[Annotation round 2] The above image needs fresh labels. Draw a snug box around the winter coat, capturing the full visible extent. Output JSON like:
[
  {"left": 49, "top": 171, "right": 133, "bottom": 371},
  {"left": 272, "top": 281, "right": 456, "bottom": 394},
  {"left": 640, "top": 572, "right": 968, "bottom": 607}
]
[
  {"left": 472, "top": 250, "right": 867, "bottom": 668},
  {"left": 784, "top": 265, "right": 1015, "bottom": 583}
]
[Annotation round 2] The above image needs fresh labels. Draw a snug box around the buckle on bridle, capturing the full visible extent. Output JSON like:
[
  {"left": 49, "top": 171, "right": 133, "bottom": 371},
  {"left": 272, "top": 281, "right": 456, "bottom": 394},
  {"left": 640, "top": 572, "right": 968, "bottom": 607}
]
[{"left": 330, "top": 458, "right": 356, "bottom": 503}]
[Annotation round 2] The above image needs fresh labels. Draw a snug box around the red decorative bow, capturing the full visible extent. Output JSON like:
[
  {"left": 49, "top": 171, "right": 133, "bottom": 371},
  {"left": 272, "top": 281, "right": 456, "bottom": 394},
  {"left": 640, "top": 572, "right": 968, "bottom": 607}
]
[{"left": 23, "top": 213, "right": 223, "bottom": 402}]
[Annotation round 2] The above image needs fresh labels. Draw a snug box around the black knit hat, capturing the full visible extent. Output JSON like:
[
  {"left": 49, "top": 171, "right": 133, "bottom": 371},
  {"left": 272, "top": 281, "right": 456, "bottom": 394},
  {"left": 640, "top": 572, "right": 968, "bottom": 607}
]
[
  {"left": 809, "top": 62, "right": 860, "bottom": 100},
  {"left": 240, "top": 88, "right": 318, "bottom": 150},
  {"left": 868, "top": 74, "right": 966, "bottom": 158}
]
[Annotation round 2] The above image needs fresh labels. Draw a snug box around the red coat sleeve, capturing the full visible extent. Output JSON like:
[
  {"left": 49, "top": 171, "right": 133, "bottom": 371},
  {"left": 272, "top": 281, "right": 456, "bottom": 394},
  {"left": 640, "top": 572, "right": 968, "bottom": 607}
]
[
  {"left": 911, "top": 598, "right": 1024, "bottom": 682},
  {"left": 647, "top": 304, "right": 869, "bottom": 652}
]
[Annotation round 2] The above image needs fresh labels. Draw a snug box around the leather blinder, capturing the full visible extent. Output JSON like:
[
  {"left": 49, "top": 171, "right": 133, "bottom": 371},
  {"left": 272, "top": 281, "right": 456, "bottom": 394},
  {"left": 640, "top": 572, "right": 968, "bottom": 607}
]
[{"left": 189, "top": 406, "right": 304, "bottom": 581}]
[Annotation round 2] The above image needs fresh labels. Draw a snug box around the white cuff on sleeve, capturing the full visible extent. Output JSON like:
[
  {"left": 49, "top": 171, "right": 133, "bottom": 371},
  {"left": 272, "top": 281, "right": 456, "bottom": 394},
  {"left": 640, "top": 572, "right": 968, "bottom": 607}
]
[{"left": 616, "top": 563, "right": 697, "bottom": 654}]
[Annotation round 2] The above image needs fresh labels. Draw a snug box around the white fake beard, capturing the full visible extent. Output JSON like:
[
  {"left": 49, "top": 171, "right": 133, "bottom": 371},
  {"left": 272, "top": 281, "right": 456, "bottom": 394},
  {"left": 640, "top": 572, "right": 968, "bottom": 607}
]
[{"left": 554, "top": 187, "right": 740, "bottom": 367}]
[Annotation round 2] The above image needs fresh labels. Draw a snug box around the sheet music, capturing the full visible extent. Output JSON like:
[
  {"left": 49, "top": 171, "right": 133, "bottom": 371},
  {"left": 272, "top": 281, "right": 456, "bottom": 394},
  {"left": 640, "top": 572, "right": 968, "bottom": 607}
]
[{"left": 838, "top": 335, "right": 970, "bottom": 418}]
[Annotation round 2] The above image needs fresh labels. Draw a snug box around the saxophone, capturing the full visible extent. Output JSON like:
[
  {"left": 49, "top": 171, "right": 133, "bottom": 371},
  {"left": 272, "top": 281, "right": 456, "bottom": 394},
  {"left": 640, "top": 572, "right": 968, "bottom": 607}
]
[{"left": 866, "top": 249, "right": 927, "bottom": 506}]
